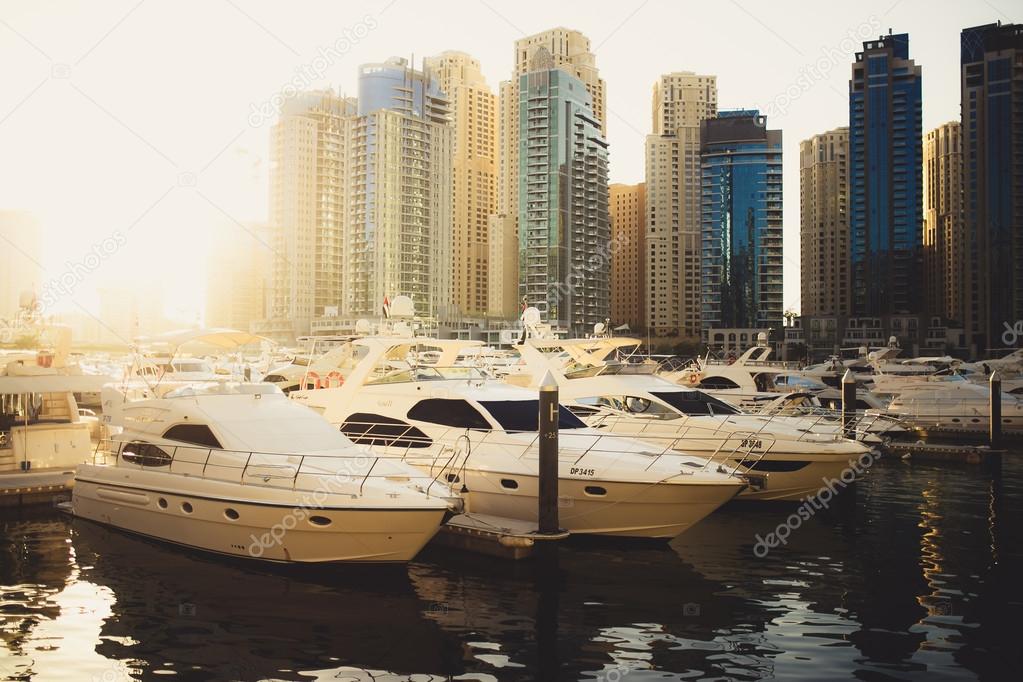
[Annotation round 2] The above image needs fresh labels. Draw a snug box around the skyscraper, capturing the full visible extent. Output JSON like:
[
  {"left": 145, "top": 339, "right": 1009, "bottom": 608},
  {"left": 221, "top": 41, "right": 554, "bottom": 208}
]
[
  {"left": 207, "top": 222, "right": 271, "bottom": 332},
  {"left": 799, "top": 127, "right": 849, "bottom": 318},
  {"left": 0, "top": 211, "right": 42, "bottom": 319},
  {"left": 342, "top": 58, "right": 453, "bottom": 319},
  {"left": 923, "top": 122, "right": 964, "bottom": 324},
  {"left": 609, "top": 183, "right": 646, "bottom": 331},
  {"left": 518, "top": 48, "right": 609, "bottom": 334},
  {"left": 848, "top": 32, "right": 923, "bottom": 318},
  {"left": 645, "top": 72, "right": 717, "bottom": 338},
  {"left": 268, "top": 90, "right": 353, "bottom": 341},
  {"left": 491, "top": 28, "right": 605, "bottom": 321},
  {"left": 424, "top": 51, "right": 497, "bottom": 319},
  {"left": 961, "top": 22, "right": 1023, "bottom": 352},
  {"left": 700, "top": 110, "right": 783, "bottom": 333}
]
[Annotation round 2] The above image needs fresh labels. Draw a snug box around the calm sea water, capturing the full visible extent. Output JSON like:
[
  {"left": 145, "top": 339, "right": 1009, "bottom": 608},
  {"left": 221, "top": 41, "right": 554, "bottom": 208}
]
[{"left": 2, "top": 453, "right": 1022, "bottom": 681}]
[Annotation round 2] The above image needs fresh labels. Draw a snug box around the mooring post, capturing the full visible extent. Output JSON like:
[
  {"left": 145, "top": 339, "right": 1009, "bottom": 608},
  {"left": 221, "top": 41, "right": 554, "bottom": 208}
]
[
  {"left": 538, "top": 370, "right": 560, "bottom": 535},
  {"left": 990, "top": 371, "right": 1002, "bottom": 449},
  {"left": 842, "top": 369, "right": 857, "bottom": 440}
]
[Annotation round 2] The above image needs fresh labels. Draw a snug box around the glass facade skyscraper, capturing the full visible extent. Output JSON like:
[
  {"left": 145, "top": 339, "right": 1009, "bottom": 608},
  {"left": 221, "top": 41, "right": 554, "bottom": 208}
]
[
  {"left": 518, "top": 48, "right": 609, "bottom": 335},
  {"left": 700, "top": 110, "right": 783, "bottom": 332},
  {"left": 848, "top": 32, "right": 923, "bottom": 317},
  {"left": 961, "top": 22, "right": 1023, "bottom": 353}
]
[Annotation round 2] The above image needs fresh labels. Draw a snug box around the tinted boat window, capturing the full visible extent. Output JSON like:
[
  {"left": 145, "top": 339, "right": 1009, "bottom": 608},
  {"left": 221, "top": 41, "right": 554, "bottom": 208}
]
[
  {"left": 479, "top": 400, "right": 585, "bottom": 432},
  {"left": 163, "top": 424, "right": 223, "bottom": 448},
  {"left": 407, "top": 399, "right": 491, "bottom": 430},
  {"left": 651, "top": 391, "right": 740, "bottom": 416},
  {"left": 695, "top": 376, "right": 740, "bottom": 390},
  {"left": 339, "top": 412, "right": 432, "bottom": 449},
  {"left": 121, "top": 441, "right": 173, "bottom": 467}
]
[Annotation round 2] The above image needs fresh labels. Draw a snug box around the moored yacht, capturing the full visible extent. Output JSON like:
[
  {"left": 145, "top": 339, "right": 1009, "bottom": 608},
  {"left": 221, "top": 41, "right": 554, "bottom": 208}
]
[
  {"left": 73, "top": 382, "right": 455, "bottom": 563},
  {"left": 1, "top": 324, "right": 112, "bottom": 506},
  {"left": 507, "top": 331, "right": 872, "bottom": 502},
  {"left": 291, "top": 336, "right": 747, "bottom": 538},
  {"left": 871, "top": 375, "right": 1023, "bottom": 437}
]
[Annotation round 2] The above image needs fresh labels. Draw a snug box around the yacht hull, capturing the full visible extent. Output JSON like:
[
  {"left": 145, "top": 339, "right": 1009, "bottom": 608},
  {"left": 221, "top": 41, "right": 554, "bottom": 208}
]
[
  {"left": 728, "top": 456, "right": 863, "bottom": 502},
  {"left": 450, "top": 471, "right": 742, "bottom": 538},
  {"left": 72, "top": 471, "right": 446, "bottom": 563}
]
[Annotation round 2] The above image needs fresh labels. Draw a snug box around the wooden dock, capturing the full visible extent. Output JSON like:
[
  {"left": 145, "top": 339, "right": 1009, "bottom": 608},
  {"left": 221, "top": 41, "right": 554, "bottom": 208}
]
[{"left": 884, "top": 440, "right": 1004, "bottom": 464}]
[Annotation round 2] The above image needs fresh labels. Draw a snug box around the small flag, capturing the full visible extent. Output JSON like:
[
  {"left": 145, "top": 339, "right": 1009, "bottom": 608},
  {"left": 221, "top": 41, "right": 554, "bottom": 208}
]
[{"left": 382, "top": 296, "right": 391, "bottom": 318}]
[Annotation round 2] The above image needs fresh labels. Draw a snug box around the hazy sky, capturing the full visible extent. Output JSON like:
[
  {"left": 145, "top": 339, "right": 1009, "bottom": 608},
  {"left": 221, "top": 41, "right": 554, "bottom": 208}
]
[{"left": 0, "top": 0, "right": 1017, "bottom": 321}]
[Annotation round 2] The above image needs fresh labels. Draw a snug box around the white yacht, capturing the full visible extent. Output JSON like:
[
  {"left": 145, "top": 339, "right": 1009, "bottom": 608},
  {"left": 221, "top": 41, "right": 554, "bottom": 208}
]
[
  {"left": 507, "top": 335, "right": 872, "bottom": 502},
  {"left": 871, "top": 375, "right": 1023, "bottom": 437},
  {"left": 1, "top": 325, "right": 112, "bottom": 505},
  {"left": 291, "top": 336, "right": 746, "bottom": 539},
  {"left": 73, "top": 382, "right": 455, "bottom": 563}
]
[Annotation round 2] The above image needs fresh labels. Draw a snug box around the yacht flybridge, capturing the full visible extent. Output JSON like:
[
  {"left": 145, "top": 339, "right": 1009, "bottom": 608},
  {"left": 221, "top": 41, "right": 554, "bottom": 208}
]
[
  {"left": 73, "top": 382, "right": 455, "bottom": 563},
  {"left": 291, "top": 336, "right": 746, "bottom": 539},
  {"left": 507, "top": 331, "right": 872, "bottom": 502}
]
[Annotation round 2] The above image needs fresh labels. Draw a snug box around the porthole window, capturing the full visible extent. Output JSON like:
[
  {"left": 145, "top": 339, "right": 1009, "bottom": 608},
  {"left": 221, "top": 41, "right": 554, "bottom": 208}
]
[
  {"left": 224, "top": 508, "right": 239, "bottom": 520},
  {"left": 584, "top": 486, "right": 607, "bottom": 496},
  {"left": 308, "top": 515, "right": 332, "bottom": 527},
  {"left": 500, "top": 478, "right": 519, "bottom": 490},
  {"left": 158, "top": 498, "right": 168, "bottom": 509},
  {"left": 181, "top": 501, "right": 193, "bottom": 514}
]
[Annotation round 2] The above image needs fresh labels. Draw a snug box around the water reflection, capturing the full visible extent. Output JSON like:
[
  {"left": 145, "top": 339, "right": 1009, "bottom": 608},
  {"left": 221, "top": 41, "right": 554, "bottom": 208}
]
[{"left": 0, "top": 455, "right": 1021, "bottom": 680}]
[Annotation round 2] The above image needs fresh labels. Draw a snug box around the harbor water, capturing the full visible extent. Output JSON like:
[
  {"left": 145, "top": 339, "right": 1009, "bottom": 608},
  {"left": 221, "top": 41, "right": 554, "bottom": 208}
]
[{"left": 2, "top": 452, "right": 1021, "bottom": 681}]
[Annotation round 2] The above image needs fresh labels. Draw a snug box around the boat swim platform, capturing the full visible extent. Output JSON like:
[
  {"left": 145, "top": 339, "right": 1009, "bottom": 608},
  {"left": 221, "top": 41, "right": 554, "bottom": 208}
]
[{"left": 432, "top": 513, "right": 569, "bottom": 560}]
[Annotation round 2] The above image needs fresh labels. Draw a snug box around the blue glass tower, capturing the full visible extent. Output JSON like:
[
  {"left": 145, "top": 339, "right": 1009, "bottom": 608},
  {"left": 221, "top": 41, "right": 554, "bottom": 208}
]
[
  {"left": 961, "top": 22, "right": 1023, "bottom": 352},
  {"left": 848, "top": 32, "right": 923, "bottom": 317},
  {"left": 700, "top": 110, "right": 783, "bottom": 332}
]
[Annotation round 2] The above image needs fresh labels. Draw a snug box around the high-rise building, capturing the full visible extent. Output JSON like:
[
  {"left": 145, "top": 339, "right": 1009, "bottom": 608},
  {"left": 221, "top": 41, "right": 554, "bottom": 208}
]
[
  {"left": 799, "top": 127, "right": 849, "bottom": 318},
  {"left": 487, "top": 214, "right": 518, "bottom": 319},
  {"left": 490, "top": 28, "right": 606, "bottom": 321},
  {"left": 267, "top": 90, "right": 353, "bottom": 342},
  {"left": 848, "top": 32, "right": 923, "bottom": 317},
  {"left": 342, "top": 58, "right": 453, "bottom": 320},
  {"left": 961, "top": 22, "right": 1023, "bottom": 353},
  {"left": 206, "top": 222, "right": 271, "bottom": 332},
  {"left": 518, "top": 48, "right": 609, "bottom": 334},
  {"left": 923, "top": 122, "right": 964, "bottom": 323},
  {"left": 609, "top": 183, "right": 646, "bottom": 330},
  {"left": 645, "top": 72, "right": 717, "bottom": 338},
  {"left": 424, "top": 51, "right": 497, "bottom": 318},
  {"left": 0, "top": 211, "right": 42, "bottom": 319},
  {"left": 701, "top": 110, "right": 783, "bottom": 332}
]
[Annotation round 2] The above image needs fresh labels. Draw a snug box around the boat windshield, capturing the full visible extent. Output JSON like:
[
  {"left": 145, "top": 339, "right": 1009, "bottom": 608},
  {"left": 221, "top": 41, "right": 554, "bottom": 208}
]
[
  {"left": 478, "top": 400, "right": 586, "bottom": 432},
  {"left": 650, "top": 390, "right": 740, "bottom": 416},
  {"left": 367, "top": 366, "right": 487, "bottom": 385}
]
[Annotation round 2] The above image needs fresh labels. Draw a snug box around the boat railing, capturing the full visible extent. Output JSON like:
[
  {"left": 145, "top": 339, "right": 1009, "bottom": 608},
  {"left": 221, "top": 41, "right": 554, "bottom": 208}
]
[
  {"left": 333, "top": 419, "right": 743, "bottom": 481},
  {"left": 90, "top": 438, "right": 447, "bottom": 498}
]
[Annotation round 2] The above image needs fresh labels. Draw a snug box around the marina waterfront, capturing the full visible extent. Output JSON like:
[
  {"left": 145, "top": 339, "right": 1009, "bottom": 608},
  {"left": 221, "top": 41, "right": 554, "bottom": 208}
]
[{"left": 2, "top": 452, "right": 1021, "bottom": 681}]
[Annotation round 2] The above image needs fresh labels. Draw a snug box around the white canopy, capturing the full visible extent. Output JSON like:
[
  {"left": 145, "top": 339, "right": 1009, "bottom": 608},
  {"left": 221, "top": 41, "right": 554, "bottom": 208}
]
[{"left": 137, "top": 328, "right": 273, "bottom": 350}]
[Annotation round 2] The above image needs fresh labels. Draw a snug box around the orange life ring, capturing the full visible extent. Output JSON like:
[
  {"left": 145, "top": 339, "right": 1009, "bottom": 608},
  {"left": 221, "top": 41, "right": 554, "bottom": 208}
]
[
  {"left": 688, "top": 373, "right": 699, "bottom": 385},
  {"left": 324, "top": 371, "right": 344, "bottom": 388},
  {"left": 304, "top": 371, "right": 321, "bottom": 390}
]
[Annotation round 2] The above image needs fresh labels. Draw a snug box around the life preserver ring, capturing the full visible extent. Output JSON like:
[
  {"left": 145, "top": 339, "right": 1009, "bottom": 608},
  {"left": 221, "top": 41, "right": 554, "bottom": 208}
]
[
  {"left": 688, "top": 373, "right": 699, "bottom": 385},
  {"left": 304, "top": 371, "right": 321, "bottom": 390},
  {"left": 324, "top": 371, "right": 344, "bottom": 388}
]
